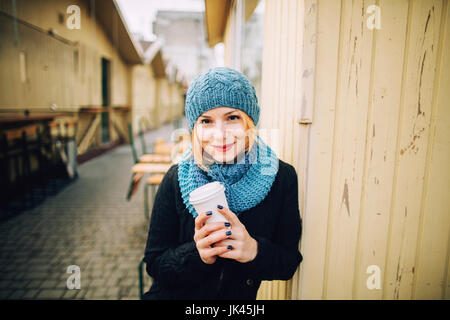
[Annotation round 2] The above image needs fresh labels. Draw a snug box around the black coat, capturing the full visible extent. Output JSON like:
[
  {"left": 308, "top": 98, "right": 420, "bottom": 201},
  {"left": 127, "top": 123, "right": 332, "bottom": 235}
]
[{"left": 143, "top": 159, "right": 303, "bottom": 300}]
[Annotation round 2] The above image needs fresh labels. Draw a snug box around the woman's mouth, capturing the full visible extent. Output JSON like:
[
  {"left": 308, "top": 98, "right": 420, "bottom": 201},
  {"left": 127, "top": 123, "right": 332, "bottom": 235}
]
[{"left": 212, "top": 142, "right": 235, "bottom": 152}]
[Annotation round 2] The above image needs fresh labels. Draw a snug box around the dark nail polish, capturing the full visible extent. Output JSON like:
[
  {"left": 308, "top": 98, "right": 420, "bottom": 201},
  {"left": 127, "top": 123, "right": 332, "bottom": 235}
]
[
  {"left": 224, "top": 222, "right": 231, "bottom": 227},
  {"left": 227, "top": 245, "right": 233, "bottom": 250},
  {"left": 217, "top": 205, "right": 223, "bottom": 209},
  {"left": 226, "top": 231, "right": 232, "bottom": 236},
  {"left": 206, "top": 211, "right": 213, "bottom": 216}
]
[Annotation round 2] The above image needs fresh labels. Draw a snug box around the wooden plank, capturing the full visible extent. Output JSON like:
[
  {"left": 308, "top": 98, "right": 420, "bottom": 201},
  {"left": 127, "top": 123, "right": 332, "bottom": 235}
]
[
  {"left": 0, "top": 113, "right": 66, "bottom": 125},
  {"left": 257, "top": 0, "right": 281, "bottom": 300},
  {"left": 77, "top": 113, "right": 100, "bottom": 154},
  {"left": 110, "top": 111, "right": 127, "bottom": 140},
  {"left": 258, "top": 0, "right": 276, "bottom": 297},
  {"left": 297, "top": 0, "right": 317, "bottom": 125},
  {"left": 79, "top": 107, "right": 112, "bottom": 113},
  {"left": 272, "top": 0, "right": 282, "bottom": 136},
  {"left": 351, "top": 0, "right": 409, "bottom": 299},
  {"left": 290, "top": 0, "right": 318, "bottom": 300},
  {"left": 270, "top": 0, "right": 292, "bottom": 299},
  {"left": 447, "top": 251, "right": 450, "bottom": 300},
  {"left": 324, "top": 0, "right": 376, "bottom": 299},
  {"left": 139, "top": 154, "right": 172, "bottom": 163},
  {"left": 132, "top": 163, "right": 172, "bottom": 174},
  {"left": 383, "top": 0, "right": 443, "bottom": 300},
  {"left": 277, "top": 0, "right": 289, "bottom": 162},
  {"left": 289, "top": 0, "right": 305, "bottom": 299},
  {"left": 412, "top": 0, "right": 450, "bottom": 300},
  {"left": 259, "top": 0, "right": 275, "bottom": 132},
  {"left": 111, "top": 105, "right": 131, "bottom": 112},
  {"left": 296, "top": 0, "right": 341, "bottom": 300},
  {"left": 283, "top": 0, "right": 298, "bottom": 165}
]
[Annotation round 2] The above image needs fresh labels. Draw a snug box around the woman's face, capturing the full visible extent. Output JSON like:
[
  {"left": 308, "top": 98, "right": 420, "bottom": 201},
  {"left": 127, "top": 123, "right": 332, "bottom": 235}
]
[{"left": 195, "top": 107, "right": 247, "bottom": 164}]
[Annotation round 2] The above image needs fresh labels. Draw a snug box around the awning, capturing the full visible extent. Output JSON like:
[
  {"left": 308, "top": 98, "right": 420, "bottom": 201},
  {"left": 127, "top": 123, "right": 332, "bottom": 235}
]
[
  {"left": 94, "top": 0, "right": 143, "bottom": 64},
  {"left": 204, "top": 0, "right": 260, "bottom": 47}
]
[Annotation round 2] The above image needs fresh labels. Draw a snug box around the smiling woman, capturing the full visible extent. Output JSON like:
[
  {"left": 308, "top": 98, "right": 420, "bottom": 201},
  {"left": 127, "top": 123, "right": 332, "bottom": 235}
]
[{"left": 143, "top": 67, "right": 303, "bottom": 300}]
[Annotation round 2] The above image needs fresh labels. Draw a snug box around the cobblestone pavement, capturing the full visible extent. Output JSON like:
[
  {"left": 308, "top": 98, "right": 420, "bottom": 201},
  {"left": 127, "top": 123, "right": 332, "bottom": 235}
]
[{"left": 0, "top": 118, "right": 188, "bottom": 300}]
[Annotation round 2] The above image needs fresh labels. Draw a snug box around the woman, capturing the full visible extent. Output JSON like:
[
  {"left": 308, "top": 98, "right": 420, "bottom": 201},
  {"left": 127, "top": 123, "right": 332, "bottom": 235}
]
[{"left": 143, "top": 67, "right": 303, "bottom": 300}]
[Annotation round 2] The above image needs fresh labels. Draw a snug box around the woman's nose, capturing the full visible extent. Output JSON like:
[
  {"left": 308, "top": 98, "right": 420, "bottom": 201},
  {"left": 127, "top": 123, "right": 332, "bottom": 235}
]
[{"left": 211, "top": 122, "right": 230, "bottom": 140}]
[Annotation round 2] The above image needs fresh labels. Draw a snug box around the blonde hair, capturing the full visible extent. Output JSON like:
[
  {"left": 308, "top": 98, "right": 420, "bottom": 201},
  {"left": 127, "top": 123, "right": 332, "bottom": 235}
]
[{"left": 188, "top": 109, "right": 258, "bottom": 171}]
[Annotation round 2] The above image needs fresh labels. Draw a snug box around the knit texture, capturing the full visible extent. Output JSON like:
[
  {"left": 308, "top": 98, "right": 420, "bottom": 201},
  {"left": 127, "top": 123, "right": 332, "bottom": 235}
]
[
  {"left": 185, "top": 67, "right": 260, "bottom": 132},
  {"left": 178, "top": 135, "right": 279, "bottom": 218}
]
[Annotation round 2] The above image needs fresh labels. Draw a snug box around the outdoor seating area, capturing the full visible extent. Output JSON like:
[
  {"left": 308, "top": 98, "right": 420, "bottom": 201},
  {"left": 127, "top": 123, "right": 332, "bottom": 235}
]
[
  {"left": 126, "top": 121, "right": 191, "bottom": 220},
  {"left": 0, "top": 113, "right": 79, "bottom": 220}
]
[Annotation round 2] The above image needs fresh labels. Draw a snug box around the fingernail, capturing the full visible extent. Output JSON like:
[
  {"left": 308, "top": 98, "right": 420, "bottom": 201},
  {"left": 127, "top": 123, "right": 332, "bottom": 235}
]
[
  {"left": 226, "top": 231, "right": 232, "bottom": 236},
  {"left": 227, "top": 245, "right": 233, "bottom": 250},
  {"left": 217, "top": 205, "right": 223, "bottom": 209},
  {"left": 206, "top": 211, "right": 213, "bottom": 216},
  {"left": 224, "top": 222, "right": 231, "bottom": 227}
]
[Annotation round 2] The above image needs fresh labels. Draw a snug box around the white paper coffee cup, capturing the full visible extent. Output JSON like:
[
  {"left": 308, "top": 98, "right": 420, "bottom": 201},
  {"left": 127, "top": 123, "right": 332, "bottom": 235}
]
[{"left": 189, "top": 182, "right": 229, "bottom": 223}]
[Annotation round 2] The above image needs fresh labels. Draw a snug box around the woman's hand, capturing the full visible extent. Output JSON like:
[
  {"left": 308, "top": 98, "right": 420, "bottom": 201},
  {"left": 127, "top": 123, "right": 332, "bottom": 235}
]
[
  {"left": 193, "top": 211, "right": 233, "bottom": 264},
  {"left": 215, "top": 205, "right": 258, "bottom": 263}
]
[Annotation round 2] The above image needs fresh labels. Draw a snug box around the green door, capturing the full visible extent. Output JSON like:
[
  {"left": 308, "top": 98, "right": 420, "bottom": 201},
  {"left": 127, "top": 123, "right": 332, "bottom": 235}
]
[{"left": 101, "top": 58, "right": 110, "bottom": 144}]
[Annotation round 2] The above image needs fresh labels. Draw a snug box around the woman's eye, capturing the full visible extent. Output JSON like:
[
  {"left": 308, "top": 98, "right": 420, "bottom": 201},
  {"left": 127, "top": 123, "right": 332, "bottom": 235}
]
[{"left": 199, "top": 115, "right": 239, "bottom": 124}]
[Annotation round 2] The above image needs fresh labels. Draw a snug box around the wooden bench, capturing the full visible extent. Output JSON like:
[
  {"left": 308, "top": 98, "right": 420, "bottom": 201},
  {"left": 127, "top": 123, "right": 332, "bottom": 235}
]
[
  {"left": 139, "top": 154, "right": 172, "bottom": 163},
  {"left": 132, "top": 163, "right": 172, "bottom": 174}
]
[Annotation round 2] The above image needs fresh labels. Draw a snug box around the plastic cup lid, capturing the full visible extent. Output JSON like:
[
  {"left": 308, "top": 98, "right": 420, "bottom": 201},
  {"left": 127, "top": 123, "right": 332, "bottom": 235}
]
[{"left": 189, "top": 181, "right": 225, "bottom": 204}]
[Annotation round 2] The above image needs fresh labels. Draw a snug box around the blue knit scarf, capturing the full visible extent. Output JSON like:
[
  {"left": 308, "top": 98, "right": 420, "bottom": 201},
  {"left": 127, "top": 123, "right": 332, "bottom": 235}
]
[{"left": 178, "top": 136, "right": 279, "bottom": 218}]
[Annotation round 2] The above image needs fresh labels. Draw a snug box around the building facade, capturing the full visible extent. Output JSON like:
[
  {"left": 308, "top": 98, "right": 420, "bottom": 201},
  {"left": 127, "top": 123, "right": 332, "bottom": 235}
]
[{"left": 0, "top": 0, "right": 185, "bottom": 157}]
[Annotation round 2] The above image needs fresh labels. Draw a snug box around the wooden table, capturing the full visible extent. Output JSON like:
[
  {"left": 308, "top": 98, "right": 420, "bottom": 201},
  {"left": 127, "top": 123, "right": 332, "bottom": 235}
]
[
  {"left": 0, "top": 113, "right": 68, "bottom": 149},
  {"left": 0, "top": 113, "right": 66, "bottom": 129},
  {"left": 0, "top": 112, "right": 68, "bottom": 150}
]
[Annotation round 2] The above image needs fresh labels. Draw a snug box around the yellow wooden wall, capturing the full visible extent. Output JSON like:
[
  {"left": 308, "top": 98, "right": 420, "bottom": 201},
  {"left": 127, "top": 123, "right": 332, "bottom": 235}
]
[
  {"left": 257, "top": 0, "right": 304, "bottom": 299},
  {"left": 131, "top": 64, "right": 157, "bottom": 130},
  {"left": 257, "top": 0, "right": 449, "bottom": 299},
  {"left": 0, "top": 0, "right": 185, "bottom": 149},
  {"left": 0, "top": 0, "right": 130, "bottom": 109},
  {"left": 131, "top": 66, "right": 185, "bottom": 133}
]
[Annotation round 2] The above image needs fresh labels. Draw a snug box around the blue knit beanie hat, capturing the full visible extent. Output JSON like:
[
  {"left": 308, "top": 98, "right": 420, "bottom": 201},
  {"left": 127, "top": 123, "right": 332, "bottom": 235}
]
[{"left": 185, "top": 67, "right": 260, "bottom": 132}]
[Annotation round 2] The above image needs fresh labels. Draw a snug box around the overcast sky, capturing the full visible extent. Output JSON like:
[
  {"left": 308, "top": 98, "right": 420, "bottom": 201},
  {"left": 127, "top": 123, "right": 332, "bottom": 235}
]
[{"left": 116, "top": 0, "right": 204, "bottom": 41}]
